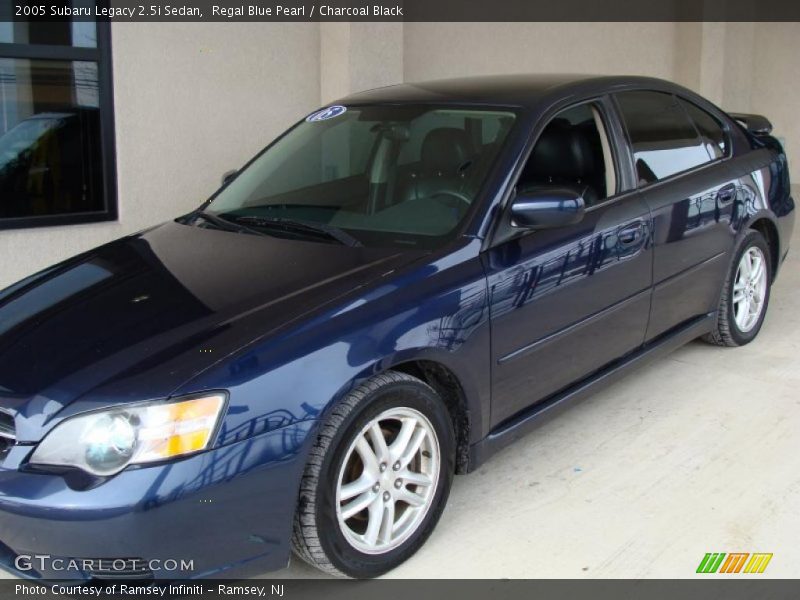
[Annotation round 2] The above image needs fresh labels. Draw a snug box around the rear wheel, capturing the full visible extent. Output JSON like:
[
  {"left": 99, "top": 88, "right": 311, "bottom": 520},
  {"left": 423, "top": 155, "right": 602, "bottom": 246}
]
[
  {"left": 292, "top": 371, "right": 455, "bottom": 578},
  {"left": 704, "top": 230, "right": 771, "bottom": 347}
]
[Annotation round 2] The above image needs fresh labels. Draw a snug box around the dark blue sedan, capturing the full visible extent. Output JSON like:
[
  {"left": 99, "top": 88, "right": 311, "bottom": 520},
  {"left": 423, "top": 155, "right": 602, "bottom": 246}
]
[{"left": 0, "top": 75, "right": 794, "bottom": 579}]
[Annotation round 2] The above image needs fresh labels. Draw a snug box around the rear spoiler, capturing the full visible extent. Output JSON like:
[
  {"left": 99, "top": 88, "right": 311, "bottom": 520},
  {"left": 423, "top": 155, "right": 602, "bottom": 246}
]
[{"left": 729, "top": 112, "right": 773, "bottom": 135}]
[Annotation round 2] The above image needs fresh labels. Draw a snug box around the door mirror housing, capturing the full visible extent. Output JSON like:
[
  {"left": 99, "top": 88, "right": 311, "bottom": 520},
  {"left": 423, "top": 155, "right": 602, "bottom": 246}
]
[
  {"left": 221, "top": 169, "right": 238, "bottom": 187},
  {"left": 510, "top": 186, "right": 586, "bottom": 229}
]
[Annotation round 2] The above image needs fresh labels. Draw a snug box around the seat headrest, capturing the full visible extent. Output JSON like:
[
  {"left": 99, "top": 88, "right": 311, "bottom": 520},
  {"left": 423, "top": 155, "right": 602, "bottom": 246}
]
[
  {"left": 421, "top": 128, "right": 471, "bottom": 172},
  {"left": 523, "top": 119, "right": 596, "bottom": 183}
]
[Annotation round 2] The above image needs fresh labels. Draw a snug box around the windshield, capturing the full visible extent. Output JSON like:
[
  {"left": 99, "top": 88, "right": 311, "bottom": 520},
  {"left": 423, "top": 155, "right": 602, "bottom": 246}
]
[{"left": 205, "top": 105, "right": 516, "bottom": 248}]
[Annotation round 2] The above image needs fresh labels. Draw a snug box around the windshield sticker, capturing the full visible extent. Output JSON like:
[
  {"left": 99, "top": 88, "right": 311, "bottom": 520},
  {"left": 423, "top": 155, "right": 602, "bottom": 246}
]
[{"left": 306, "top": 105, "right": 347, "bottom": 122}]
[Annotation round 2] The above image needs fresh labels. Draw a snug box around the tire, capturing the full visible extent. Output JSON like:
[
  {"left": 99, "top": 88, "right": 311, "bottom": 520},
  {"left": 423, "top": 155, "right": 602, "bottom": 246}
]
[
  {"left": 703, "top": 229, "right": 772, "bottom": 347},
  {"left": 291, "top": 371, "right": 455, "bottom": 578}
]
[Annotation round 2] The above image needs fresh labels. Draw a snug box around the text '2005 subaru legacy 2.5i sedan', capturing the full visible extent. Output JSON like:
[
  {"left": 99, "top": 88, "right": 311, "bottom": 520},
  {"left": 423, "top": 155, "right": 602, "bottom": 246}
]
[{"left": 0, "top": 75, "right": 794, "bottom": 579}]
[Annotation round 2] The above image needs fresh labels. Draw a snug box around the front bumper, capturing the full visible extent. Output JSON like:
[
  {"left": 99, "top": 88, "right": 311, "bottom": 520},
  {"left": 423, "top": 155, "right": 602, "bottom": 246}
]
[{"left": 0, "top": 421, "right": 314, "bottom": 580}]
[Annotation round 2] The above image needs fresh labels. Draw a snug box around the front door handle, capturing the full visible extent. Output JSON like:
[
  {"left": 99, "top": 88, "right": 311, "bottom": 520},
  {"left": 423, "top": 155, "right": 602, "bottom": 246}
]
[{"left": 618, "top": 222, "right": 644, "bottom": 247}]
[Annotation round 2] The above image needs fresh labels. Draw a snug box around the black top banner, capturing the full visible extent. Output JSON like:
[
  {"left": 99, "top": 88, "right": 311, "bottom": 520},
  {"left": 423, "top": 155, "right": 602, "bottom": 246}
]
[{"left": 4, "top": 0, "right": 800, "bottom": 22}]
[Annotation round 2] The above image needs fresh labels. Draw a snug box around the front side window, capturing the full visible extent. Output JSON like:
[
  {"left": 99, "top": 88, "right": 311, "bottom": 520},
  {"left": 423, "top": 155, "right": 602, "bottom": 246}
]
[
  {"left": 0, "top": 12, "right": 115, "bottom": 229},
  {"left": 206, "top": 105, "right": 516, "bottom": 248},
  {"left": 517, "top": 102, "right": 616, "bottom": 207},
  {"left": 615, "top": 90, "right": 713, "bottom": 185}
]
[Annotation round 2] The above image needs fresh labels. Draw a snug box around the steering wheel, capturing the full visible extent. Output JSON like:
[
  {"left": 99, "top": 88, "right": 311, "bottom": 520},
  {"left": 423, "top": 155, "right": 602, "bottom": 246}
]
[{"left": 431, "top": 190, "right": 472, "bottom": 213}]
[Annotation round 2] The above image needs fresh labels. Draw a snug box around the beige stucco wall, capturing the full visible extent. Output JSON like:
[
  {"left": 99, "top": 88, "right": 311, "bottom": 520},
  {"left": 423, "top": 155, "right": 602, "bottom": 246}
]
[
  {"left": 321, "top": 23, "right": 403, "bottom": 103},
  {"left": 403, "top": 22, "right": 679, "bottom": 82},
  {"left": 402, "top": 21, "right": 798, "bottom": 179},
  {"left": 750, "top": 23, "right": 800, "bottom": 178},
  {"left": 403, "top": 22, "right": 798, "bottom": 181},
  {"left": 0, "top": 22, "right": 321, "bottom": 288},
  {"left": 1, "top": 22, "right": 797, "bottom": 289}
]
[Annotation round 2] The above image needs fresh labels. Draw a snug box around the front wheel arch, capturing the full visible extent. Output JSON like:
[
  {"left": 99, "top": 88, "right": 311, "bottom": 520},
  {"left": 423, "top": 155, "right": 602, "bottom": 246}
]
[
  {"left": 291, "top": 369, "right": 456, "bottom": 577},
  {"left": 390, "top": 360, "right": 472, "bottom": 474},
  {"left": 313, "top": 354, "right": 481, "bottom": 476}
]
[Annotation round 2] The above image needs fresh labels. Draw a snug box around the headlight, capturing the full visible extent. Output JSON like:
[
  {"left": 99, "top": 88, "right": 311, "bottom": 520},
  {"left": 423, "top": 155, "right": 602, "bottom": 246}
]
[{"left": 29, "top": 393, "right": 226, "bottom": 476}]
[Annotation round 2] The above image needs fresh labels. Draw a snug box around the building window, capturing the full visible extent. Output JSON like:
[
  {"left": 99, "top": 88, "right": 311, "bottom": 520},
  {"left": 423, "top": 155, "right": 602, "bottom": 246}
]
[{"left": 0, "top": 11, "right": 116, "bottom": 230}]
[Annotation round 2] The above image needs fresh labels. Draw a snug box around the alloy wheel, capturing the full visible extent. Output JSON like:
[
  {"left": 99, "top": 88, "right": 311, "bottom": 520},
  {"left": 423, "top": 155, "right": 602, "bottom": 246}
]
[
  {"left": 732, "top": 246, "right": 768, "bottom": 333},
  {"left": 335, "top": 407, "right": 440, "bottom": 555}
]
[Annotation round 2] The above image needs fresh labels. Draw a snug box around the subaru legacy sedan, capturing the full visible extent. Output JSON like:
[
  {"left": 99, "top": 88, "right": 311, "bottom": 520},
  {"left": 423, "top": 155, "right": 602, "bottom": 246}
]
[{"left": 0, "top": 75, "right": 794, "bottom": 580}]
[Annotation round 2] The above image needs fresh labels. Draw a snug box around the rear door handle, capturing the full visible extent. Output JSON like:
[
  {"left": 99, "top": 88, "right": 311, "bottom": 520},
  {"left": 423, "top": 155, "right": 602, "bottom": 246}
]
[
  {"left": 717, "top": 183, "right": 737, "bottom": 205},
  {"left": 618, "top": 222, "right": 644, "bottom": 247}
]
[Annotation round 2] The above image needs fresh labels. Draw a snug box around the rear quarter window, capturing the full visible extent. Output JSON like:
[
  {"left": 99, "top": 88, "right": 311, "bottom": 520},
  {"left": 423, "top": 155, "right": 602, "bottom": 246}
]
[
  {"left": 678, "top": 98, "right": 729, "bottom": 160},
  {"left": 615, "top": 90, "right": 714, "bottom": 185}
]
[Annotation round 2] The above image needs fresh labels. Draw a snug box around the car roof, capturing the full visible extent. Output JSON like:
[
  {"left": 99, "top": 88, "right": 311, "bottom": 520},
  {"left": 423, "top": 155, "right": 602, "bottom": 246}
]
[{"left": 337, "top": 74, "right": 685, "bottom": 109}]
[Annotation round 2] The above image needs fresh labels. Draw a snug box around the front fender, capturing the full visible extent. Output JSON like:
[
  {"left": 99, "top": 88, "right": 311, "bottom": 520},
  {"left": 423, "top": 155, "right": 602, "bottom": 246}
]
[
  {"left": 318, "top": 344, "right": 489, "bottom": 442},
  {"left": 175, "top": 239, "right": 492, "bottom": 453}
]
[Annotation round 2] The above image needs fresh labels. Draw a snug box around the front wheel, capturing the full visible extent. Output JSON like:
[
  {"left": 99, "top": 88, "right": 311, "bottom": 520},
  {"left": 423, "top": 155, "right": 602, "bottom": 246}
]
[
  {"left": 704, "top": 229, "right": 772, "bottom": 347},
  {"left": 292, "top": 371, "right": 455, "bottom": 578}
]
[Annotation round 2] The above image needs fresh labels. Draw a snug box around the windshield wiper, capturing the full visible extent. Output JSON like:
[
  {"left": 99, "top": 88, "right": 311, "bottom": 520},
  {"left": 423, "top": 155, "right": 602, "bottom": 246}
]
[
  {"left": 227, "top": 215, "right": 363, "bottom": 247},
  {"left": 190, "top": 210, "right": 268, "bottom": 237}
]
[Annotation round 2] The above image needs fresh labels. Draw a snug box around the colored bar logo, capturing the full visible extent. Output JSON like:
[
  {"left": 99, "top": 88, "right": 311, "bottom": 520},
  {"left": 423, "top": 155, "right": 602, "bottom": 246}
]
[{"left": 696, "top": 552, "right": 773, "bottom": 574}]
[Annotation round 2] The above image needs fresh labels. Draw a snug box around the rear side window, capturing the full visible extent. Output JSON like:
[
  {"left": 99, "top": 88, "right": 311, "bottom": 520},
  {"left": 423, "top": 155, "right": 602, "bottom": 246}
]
[
  {"left": 615, "top": 90, "right": 713, "bottom": 185},
  {"left": 678, "top": 98, "right": 728, "bottom": 160}
]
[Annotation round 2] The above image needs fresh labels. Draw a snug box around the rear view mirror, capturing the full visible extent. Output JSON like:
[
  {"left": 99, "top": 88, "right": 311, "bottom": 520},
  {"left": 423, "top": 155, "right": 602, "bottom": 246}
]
[
  {"left": 221, "top": 169, "right": 238, "bottom": 186},
  {"left": 510, "top": 186, "right": 586, "bottom": 229}
]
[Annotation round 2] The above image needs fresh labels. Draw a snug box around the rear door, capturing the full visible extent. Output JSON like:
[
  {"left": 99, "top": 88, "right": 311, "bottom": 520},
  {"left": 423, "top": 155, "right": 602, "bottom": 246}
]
[
  {"left": 613, "top": 91, "right": 739, "bottom": 339},
  {"left": 484, "top": 99, "right": 652, "bottom": 427}
]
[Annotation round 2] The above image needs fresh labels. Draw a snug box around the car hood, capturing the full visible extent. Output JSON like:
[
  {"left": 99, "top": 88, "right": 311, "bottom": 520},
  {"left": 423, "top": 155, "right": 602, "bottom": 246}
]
[{"left": 0, "top": 221, "right": 423, "bottom": 440}]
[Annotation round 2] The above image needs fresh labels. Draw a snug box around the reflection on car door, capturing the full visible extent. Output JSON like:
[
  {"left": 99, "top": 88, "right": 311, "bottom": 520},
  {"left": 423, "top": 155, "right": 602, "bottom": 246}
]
[
  {"left": 483, "top": 101, "right": 652, "bottom": 428},
  {"left": 614, "top": 91, "right": 739, "bottom": 340},
  {"left": 484, "top": 195, "right": 652, "bottom": 426}
]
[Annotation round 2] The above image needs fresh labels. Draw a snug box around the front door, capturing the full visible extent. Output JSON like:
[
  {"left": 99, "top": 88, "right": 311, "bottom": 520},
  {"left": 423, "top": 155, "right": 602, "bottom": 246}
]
[{"left": 484, "top": 101, "right": 652, "bottom": 427}]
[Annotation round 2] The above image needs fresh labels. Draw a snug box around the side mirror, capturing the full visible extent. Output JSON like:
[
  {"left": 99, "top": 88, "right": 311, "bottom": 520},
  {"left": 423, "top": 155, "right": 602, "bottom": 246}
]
[
  {"left": 221, "top": 169, "right": 238, "bottom": 186},
  {"left": 510, "top": 186, "right": 586, "bottom": 229}
]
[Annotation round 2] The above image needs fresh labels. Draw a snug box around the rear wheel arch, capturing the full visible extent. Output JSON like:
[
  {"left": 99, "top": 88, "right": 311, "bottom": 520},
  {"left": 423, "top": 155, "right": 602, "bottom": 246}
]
[
  {"left": 748, "top": 217, "right": 780, "bottom": 280},
  {"left": 704, "top": 228, "right": 771, "bottom": 347}
]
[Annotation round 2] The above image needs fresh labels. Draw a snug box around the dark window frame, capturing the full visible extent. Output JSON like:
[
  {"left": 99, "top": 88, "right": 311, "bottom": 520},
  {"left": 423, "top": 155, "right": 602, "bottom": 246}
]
[
  {"left": 675, "top": 95, "right": 732, "bottom": 161},
  {"left": 0, "top": 21, "right": 117, "bottom": 231}
]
